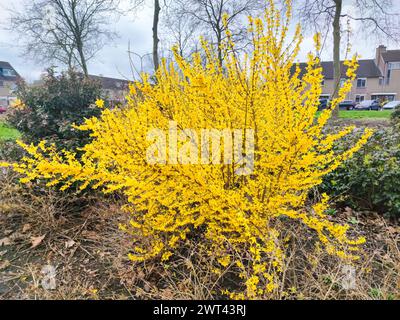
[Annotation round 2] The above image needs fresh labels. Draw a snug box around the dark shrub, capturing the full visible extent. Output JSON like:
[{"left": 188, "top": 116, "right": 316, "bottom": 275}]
[
  {"left": 1, "top": 70, "right": 107, "bottom": 216},
  {"left": 0, "top": 140, "right": 24, "bottom": 161},
  {"left": 320, "top": 127, "right": 400, "bottom": 217},
  {"left": 6, "top": 69, "right": 102, "bottom": 150},
  {"left": 391, "top": 104, "right": 400, "bottom": 125}
]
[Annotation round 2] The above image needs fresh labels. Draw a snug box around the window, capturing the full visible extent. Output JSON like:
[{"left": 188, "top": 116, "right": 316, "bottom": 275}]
[
  {"left": 355, "top": 95, "right": 365, "bottom": 103},
  {"left": 340, "top": 78, "right": 346, "bottom": 88},
  {"left": 321, "top": 79, "right": 325, "bottom": 86},
  {"left": 357, "top": 78, "right": 367, "bottom": 88},
  {"left": 379, "top": 77, "right": 384, "bottom": 86},
  {"left": 0, "top": 81, "right": 3, "bottom": 87},
  {"left": 0, "top": 98, "right": 7, "bottom": 108},
  {"left": 0, "top": 68, "right": 16, "bottom": 77},
  {"left": 372, "top": 95, "right": 395, "bottom": 102},
  {"left": 388, "top": 62, "right": 400, "bottom": 70},
  {"left": 387, "top": 69, "right": 392, "bottom": 85}
]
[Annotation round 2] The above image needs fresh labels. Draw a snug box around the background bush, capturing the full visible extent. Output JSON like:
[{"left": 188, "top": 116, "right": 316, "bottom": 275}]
[
  {"left": 6, "top": 69, "right": 102, "bottom": 150},
  {"left": 391, "top": 105, "right": 400, "bottom": 125},
  {"left": 320, "top": 127, "right": 400, "bottom": 217},
  {"left": 0, "top": 140, "right": 25, "bottom": 161}
]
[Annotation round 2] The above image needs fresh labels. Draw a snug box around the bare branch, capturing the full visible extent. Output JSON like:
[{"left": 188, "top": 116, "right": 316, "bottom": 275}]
[{"left": 6, "top": 0, "right": 121, "bottom": 75}]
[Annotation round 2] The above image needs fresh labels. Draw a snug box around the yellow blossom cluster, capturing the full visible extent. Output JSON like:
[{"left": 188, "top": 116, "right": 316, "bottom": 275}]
[
  {"left": 1, "top": 0, "right": 372, "bottom": 298},
  {"left": 10, "top": 98, "right": 26, "bottom": 111}
]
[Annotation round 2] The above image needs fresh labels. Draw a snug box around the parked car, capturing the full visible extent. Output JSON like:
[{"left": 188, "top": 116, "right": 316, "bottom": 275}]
[
  {"left": 354, "top": 100, "right": 381, "bottom": 111},
  {"left": 318, "top": 98, "right": 330, "bottom": 111},
  {"left": 0, "top": 97, "right": 7, "bottom": 113},
  {"left": 339, "top": 100, "right": 356, "bottom": 110},
  {"left": 382, "top": 100, "right": 400, "bottom": 110},
  {"left": 0, "top": 96, "right": 16, "bottom": 113}
]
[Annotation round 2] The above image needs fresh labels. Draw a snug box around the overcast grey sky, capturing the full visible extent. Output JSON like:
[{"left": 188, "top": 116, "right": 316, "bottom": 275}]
[
  {"left": 0, "top": 0, "right": 398, "bottom": 82},
  {"left": 0, "top": 0, "right": 155, "bottom": 82}
]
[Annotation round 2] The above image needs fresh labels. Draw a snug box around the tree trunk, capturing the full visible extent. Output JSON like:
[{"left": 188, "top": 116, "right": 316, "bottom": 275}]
[
  {"left": 152, "top": 0, "right": 161, "bottom": 73},
  {"left": 77, "top": 41, "right": 89, "bottom": 77},
  {"left": 70, "top": 2, "right": 88, "bottom": 77},
  {"left": 332, "top": 0, "right": 342, "bottom": 118},
  {"left": 67, "top": 45, "right": 74, "bottom": 72},
  {"left": 217, "top": 30, "right": 223, "bottom": 67}
]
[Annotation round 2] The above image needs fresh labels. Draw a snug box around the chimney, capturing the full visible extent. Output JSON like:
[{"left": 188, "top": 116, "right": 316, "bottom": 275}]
[{"left": 376, "top": 45, "right": 387, "bottom": 68}]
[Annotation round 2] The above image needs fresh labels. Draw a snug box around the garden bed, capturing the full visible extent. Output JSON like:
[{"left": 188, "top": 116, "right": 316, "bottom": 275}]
[{"left": 0, "top": 171, "right": 399, "bottom": 300}]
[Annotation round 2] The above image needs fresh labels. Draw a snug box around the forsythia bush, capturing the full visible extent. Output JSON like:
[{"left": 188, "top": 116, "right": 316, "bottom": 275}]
[{"left": 1, "top": 0, "right": 373, "bottom": 298}]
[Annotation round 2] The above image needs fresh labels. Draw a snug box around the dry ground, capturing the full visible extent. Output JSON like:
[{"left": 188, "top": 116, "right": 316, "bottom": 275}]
[{"left": 0, "top": 169, "right": 399, "bottom": 300}]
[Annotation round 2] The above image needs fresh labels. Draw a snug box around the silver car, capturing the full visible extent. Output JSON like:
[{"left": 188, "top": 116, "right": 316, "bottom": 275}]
[
  {"left": 382, "top": 100, "right": 400, "bottom": 110},
  {"left": 354, "top": 100, "right": 381, "bottom": 111}
]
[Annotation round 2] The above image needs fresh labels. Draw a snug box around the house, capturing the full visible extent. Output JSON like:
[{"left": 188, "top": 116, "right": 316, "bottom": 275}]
[
  {"left": 31, "top": 73, "right": 130, "bottom": 106},
  {"left": 0, "top": 61, "right": 21, "bottom": 107},
  {"left": 88, "top": 75, "right": 130, "bottom": 104},
  {"left": 296, "top": 45, "right": 400, "bottom": 103}
]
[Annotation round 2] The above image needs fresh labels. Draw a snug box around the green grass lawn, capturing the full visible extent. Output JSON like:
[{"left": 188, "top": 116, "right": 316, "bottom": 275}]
[
  {"left": 0, "top": 121, "right": 21, "bottom": 141},
  {"left": 338, "top": 110, "right": 393, "bottom": 120}
]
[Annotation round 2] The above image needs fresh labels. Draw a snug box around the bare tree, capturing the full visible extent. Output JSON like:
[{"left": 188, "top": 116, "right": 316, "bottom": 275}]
[
  {"left": 297, "top": 0, "right": 400, "bottom": 117},
  {"left": 129, "top": 0, "right": 262, "bottom": 72},
  {"left": 152, "top": 0, "right": 161, "bottom": 71},
  {"left": 129, "top": 0, "right": 168, "bottom": 73},
  {"left": 169, "top": 0, "right": 264, "bottom": 66},
  {"left": 8, "top": 0, "right": 120, "bottom": 76},
  {"left": 161, "top": 2, "right": 200, "bottom": 60}
]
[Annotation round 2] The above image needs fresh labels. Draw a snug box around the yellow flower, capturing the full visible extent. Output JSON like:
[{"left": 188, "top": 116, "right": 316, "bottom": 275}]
[
  {"left": 95, "top": 99, "right": 105, "bottom": 109},
  {"left": 218, "top": 255, "right": 231, "bottom": 267},
  {"left": 10, "top": 98, "right": 26, "bottom": 111}
]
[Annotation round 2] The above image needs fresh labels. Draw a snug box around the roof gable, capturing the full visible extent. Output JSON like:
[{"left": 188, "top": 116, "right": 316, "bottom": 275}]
[
  {"left": 89, "top": 75, "right": 130, "bottom": 91},
  {"left": 382, "top": 50, "right": 400, "bottom": 62},
  {"left": 0, "top": 61, "right": 21, "bottom": 81},
  {"left": 292, "top": 59, "right": 382, "bottom": 79}
]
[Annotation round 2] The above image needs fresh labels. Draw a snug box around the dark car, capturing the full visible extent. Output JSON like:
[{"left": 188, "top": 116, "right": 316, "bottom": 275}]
[
  {"left": 339, "top": 100, "right": 355, "bottom": 110},
  {"left": 318, "top": 98, "right": 330, "bottom": 111},
  {"left": 354, "top": 100, "right": 381, "bottom": 111}
]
